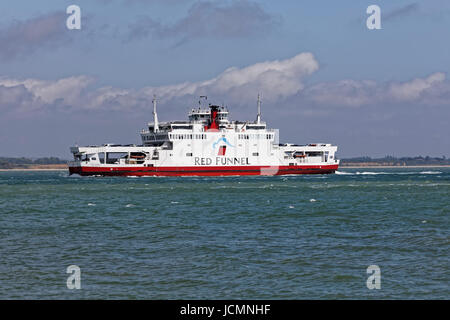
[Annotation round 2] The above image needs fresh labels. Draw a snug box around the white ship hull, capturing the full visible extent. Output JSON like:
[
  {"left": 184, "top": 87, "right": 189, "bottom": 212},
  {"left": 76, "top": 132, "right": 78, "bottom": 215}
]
[{"left": 69, "top": 99, "right": 339, "bottom": 176}]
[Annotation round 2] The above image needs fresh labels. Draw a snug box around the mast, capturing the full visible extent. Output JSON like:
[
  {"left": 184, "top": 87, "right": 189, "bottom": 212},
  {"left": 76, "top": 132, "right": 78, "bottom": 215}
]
[
  {"left": 256, "top": 93, "right": 261, "bottom": 124},
  {"left": 153, "top": 95, "right": 159, "bottom": 133}
]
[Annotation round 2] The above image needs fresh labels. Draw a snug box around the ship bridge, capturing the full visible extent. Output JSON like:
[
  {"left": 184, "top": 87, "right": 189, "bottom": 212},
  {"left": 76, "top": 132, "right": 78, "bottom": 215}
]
[
  {"left": 140, "top": 96, "right": 271, "bottom": 147},
  {"left": 188, "top": 106, "right": 229, "bottom": 124}
]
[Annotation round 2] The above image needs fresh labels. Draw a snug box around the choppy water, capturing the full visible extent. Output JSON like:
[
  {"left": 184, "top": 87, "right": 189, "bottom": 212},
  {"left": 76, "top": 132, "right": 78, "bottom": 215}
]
[{"left": 0, "top": 168, "right": 448, "bottom": 299}]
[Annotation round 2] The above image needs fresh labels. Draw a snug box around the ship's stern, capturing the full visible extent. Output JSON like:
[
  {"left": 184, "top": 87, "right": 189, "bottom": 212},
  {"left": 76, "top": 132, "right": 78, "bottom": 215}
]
[{"left": 68, "top": 161, "right": 82, "bottom": 175}]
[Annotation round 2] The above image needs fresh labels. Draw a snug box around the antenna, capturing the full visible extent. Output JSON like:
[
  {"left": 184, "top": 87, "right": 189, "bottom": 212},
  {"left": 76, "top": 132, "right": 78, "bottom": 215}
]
[
  {"left": 256, "top": 93, "right": 261, "bottom": 124},
  {"left": 198, "top": 95, "right": 208, "bottom": 109},
  {"left": 152, "top": 95, "right": 159, "bottom": 133},
  {"left": 198, "top": 95, "right": 206, "bottom": 106}
]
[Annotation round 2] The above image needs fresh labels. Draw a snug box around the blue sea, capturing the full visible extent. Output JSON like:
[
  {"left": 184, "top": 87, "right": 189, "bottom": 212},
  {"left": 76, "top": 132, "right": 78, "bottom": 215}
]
[{"left": 0, "top": 168, "right": 448, "bottom": 299}]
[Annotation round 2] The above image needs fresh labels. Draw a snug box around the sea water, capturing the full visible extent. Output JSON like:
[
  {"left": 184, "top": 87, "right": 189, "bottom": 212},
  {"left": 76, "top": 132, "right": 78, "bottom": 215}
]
[{"left": 0, "top": 168, "right": 448, "bottom": 299}]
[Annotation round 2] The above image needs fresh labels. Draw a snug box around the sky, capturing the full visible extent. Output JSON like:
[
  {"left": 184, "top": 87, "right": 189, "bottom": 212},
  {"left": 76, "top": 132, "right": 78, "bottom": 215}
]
[{"left": 0, "top": 0, "right": 449, "bottom": 158}]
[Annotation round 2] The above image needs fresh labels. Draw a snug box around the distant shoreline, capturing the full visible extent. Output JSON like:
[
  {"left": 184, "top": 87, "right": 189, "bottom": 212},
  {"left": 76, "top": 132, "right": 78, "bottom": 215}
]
[
  {"left": 341, "top": 165, "right": 450, "bottom": 169},
  {"left": 0, "top": 164, "right": 67, "bottom": 171}
]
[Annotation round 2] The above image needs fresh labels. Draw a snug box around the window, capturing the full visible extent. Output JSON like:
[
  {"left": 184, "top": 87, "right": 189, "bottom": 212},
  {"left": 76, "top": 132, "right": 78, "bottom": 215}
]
[{"left": 306, "top": 151, "right": 323, "bottom": 157}]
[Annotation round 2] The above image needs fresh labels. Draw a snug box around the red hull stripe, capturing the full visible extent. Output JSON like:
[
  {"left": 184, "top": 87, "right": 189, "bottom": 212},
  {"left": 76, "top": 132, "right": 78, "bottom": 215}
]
[{"left": 69, "top": 164, "right": 339, "bottom": 176}]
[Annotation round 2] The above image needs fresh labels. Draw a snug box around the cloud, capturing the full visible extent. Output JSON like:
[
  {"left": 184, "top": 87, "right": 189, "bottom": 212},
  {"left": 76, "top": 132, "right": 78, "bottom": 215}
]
[
  {"left": 0, "top": 11, "right": 71, "bottom": 60},
  {"left": 126, "top": 0, "right": 281, "bottom": 42},
  {"left": 301, "top": 80, "right": 379, "bottom": 108},
  {"left": 384, "top": 3, "right": 419, "bottom": 22},
  {"left": 300, "top": 72, "right": 449, "bottom": 108},
  {"left": 0, "top": 52, "right": 318, "bottom": 113},
  {"left": 300, "top": 72, "right": 450, "bottom": 109},
  {"left": 388, "top": 72, "right": 446, "bottom": 101},
  {"left": 0, "top": 52, "right": 449, "bottom": 119},
  {"left": 97, "top": 0, "right": 187, "bottom": 4},
  {"left": 146, "top": 52, "right": 319, "bottom": 103},
  {"left": 0, "top": 76, "right": 95, "bottom": 105},
  {"left": 0, "top": 84, "right": 35, "bottom": 110}
]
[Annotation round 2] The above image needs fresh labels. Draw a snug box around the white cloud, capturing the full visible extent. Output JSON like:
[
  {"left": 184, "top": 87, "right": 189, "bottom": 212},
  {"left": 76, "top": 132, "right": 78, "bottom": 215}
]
[
  {"left": 388, "top": 72, "right": 446, "bottom": 101},
  {"left": 301, "top": 72, "right": 449, "bottom": 108},
  {"left": 0, "top": 84, "right": 34, "bottom": 109},
  {"left": 0, "top": 53, "right": 448, "bottom": 116},
  {"left": 0, "top": 52, "right": 319, "bottom": 112},
  {"left": 126, "top": 0, "right": 281, "bottom": 42},
  {"left": 302, "top": 80, "right": 378, "bottom": 107},
  {"left": 0, "top": 76, "right": 94, "bottom": 105},
  {"left": 0, "top": 12, "right": 70, "bottom": 60},
  {"left": 147, "top": 52, "right": 319, "bottom": 102}
]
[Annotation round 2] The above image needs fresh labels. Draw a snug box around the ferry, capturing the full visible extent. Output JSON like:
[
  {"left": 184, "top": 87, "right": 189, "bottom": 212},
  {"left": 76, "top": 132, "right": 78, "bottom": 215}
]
[{"left": 69, "top": 96, "right": 339, "bottom": 176}]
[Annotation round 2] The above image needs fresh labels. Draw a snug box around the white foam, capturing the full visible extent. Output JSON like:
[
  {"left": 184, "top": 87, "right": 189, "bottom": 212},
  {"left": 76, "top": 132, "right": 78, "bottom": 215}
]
[
  {"left": 309, "top": 199, "right": 317, "bottom": 202},
  {"left": 356, "top": 171, "right": 389, "bottom": 175},
  {"left": 87, "top": 203, "right": 96, "bottom": 206},
  {"left": 335, "top": 171, "right": 354, "bottom": 175},
  {"left": 125, "top": 204, "right": 135, "bottom": 208},
  {"left": 336, "top": 170, "right": 443, "bottom": 176}
]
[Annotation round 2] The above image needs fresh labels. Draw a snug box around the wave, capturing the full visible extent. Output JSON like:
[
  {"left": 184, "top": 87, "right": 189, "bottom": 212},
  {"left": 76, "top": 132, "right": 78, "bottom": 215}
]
[
  {"left": 335, "top": 171, "right": 388, "bottom": 175},
  {"left": 357, "top": 171, "right": 388, "bottom": 175},
  {"left": 336, "top": 170, "right": 443, "bottom": 176},
  {"left": 335, "top": 171, "right": 353, "bottom": 175}
]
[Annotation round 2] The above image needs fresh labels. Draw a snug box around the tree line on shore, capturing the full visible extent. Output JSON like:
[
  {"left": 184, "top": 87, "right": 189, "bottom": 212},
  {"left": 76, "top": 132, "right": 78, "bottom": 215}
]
[
  {"left": 0, "top": 157, "right": 67, "bottom": 169},
  {"left": 340, "top": 155, "right": 449, "bottom": 166}
]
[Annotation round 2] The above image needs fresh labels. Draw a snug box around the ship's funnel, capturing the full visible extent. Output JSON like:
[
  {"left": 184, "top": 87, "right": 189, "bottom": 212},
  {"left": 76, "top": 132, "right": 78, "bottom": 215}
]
[{"left": 204, "top": 105, "right": 220, "bottom": 132}]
